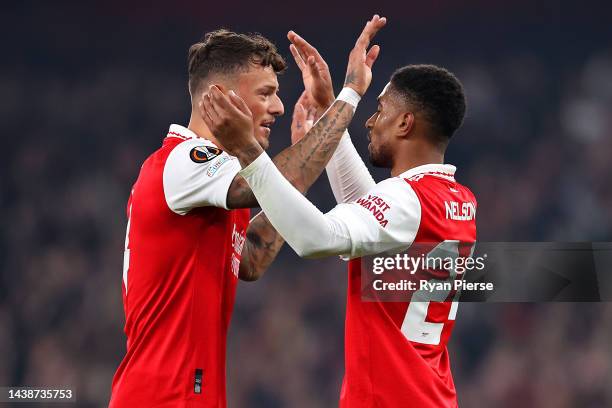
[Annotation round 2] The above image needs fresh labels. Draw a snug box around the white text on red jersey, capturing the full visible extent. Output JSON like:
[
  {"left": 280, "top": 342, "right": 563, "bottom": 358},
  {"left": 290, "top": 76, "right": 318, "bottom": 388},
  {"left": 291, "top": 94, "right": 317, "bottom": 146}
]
[{"left": 444, "top": 201, "right": 476, "bottom": 221}]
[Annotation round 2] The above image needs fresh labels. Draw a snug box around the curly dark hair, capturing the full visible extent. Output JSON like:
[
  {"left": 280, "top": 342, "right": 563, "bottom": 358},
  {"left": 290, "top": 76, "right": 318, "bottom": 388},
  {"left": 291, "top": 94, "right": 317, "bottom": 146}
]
[
  {"left": 390, "top": 64, "right": 466, "bottom": 140},
  {"left": 188, "top": 29, "right": 287, "bottom": 95}
]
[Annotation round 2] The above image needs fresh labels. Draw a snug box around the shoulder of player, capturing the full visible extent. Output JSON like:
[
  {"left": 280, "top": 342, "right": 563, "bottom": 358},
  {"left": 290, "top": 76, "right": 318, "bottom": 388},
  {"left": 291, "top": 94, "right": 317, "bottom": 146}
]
[
  {"left": 163, "top": 138, "right": 233, "bottom": 171},
  {"left": 161, "top": 138, "right": 241, "bottom": 213},
  {"left": 401, "top": 169, "right": 475, "bottom": 198},
  {"left": 342, "top": 176, "right": 421, "bottom": 239},
  {"left": 369, "top": 176, "right": 418, "bottom": 199},
  {"left": 411, "top": 173, "right": 477, "bottom": 206},
  {"left": 355, "top": 177, "right": 420, "bottom": 214},
  {"left": 172, "top": 138, "right": 224, "bottom": 160}
]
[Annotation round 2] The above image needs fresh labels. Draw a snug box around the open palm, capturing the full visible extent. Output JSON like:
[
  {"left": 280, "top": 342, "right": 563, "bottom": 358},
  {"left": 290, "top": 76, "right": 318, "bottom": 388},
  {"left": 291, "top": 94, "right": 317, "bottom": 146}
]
[{"left": 288, "top": 32, "right": 335, "bottom": 110}]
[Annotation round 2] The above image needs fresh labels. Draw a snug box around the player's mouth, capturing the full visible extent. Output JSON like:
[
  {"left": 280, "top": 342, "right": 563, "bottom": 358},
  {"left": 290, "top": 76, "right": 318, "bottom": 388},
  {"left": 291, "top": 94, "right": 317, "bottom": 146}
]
[
  {"left": 260, "top": 120, "right": 275, "bottom": 136},
  {"left": 367, "top": 132, "right": 374, "bottom": 151}
]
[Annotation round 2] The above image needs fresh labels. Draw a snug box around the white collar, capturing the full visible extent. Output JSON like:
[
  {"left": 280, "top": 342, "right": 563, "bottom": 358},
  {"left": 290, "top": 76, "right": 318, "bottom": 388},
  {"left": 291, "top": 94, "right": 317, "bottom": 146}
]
[
  {"left": 166, "top": 124, "right": 199, "bottom": 140},
  {"left": 398, "top": 163, "right": 457, "bottom": 181}
]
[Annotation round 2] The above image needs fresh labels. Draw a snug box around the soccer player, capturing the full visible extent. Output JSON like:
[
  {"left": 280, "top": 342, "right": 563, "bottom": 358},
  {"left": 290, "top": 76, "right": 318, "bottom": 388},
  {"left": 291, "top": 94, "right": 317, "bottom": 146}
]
[
  {"left": 109, "top": 17, "right": 386, "bottom": 408},
  {"left": 202, "top": 52, "right": 476, "bottom": 407}
]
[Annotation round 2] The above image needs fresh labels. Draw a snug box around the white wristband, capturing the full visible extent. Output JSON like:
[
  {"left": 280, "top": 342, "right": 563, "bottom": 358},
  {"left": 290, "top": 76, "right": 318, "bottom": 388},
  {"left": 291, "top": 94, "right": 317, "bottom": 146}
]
[{"left": 336, "top": 87, "right": 361, "bottom": 109}]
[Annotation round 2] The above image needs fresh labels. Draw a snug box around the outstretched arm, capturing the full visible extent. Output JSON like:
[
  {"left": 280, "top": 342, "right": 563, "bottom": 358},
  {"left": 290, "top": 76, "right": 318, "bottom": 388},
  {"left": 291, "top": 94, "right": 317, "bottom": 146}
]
[
  {"left": 202, "top": 15, "right": 387, "bottom": 279},
  {"left": 238, "top": 94, "right": 316, "bottom": 281},
  {"left": 325, "top": 132, "right": 376, "bottom": 203},
  {"left": 286, "top": 31, "right": 376, "bottom": 204},
  {"left": 239, "top": 152, "right": 420, "bottom": 258},
  {"left": 236, "top": 93, "right": 356, "bottom": 280}
]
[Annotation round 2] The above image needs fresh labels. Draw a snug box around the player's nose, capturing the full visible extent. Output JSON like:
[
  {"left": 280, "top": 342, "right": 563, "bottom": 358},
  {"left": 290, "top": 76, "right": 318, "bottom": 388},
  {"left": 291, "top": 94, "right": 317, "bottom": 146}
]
[
  {"left": 270, "top": 94, "right": 284, "bottom": 116},
  {"left": 365, "top": 113, "right": 375, "bottom": 129}
]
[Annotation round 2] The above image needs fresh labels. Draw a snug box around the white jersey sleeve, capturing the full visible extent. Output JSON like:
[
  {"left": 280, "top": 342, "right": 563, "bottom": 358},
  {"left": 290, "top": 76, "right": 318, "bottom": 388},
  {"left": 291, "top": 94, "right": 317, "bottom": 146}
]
[
  {"left": 325, "top": 131, "right": 376, "bottom": 203},
  {"left": 239, "top": 152, "right": 421, "bottom": 259},
  {"left": 328, "top": 177, "right": 422, "bottom": 258},
  {"left": 163, "top": 139, "right": 241, "bottom": 214}
]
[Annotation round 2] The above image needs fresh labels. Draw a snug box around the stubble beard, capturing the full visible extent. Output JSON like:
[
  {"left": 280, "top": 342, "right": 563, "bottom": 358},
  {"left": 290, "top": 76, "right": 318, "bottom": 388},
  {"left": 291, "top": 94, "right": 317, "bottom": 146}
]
[{"left": 368, "top": 141, "right": 393, "bottom": 168}]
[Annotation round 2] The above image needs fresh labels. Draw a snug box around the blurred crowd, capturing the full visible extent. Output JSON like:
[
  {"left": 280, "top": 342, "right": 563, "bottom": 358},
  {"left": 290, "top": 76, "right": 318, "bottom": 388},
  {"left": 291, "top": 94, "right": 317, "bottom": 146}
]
[{"left": 1, "top": 3, "right": 611, "bottom": 407}]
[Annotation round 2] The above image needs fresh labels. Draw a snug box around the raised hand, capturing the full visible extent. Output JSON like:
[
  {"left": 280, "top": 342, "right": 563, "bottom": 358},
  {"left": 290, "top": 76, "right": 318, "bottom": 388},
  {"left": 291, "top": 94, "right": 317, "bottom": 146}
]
[
  {"left": 199, "top": 85, "right": 262, "bottom": 161},
  {"left": 344, "top": 14, "right": 387, "bottom": 96},
  {"left": 290, "top": 91, "right": 317, "bottom": 145},
  {"left": 287, "top": 31, "right": 335, "bottom": 111}
]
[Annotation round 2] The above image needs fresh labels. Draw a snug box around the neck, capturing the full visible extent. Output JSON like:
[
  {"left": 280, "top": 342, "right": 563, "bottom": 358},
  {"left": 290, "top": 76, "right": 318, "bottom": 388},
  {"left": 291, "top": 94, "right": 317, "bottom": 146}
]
[
  {"left": 187, "top": 109, "right": 222, "bottom": 147},
  {"left": 390, "top": 139, "right": 445, "bottom": 177}
]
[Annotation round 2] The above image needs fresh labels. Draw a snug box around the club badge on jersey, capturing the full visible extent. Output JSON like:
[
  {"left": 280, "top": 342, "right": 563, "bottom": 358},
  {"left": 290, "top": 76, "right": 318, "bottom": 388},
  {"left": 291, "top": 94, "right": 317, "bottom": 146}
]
[{"left": 190, "top": 146, "right": 222, "bottom": 163}]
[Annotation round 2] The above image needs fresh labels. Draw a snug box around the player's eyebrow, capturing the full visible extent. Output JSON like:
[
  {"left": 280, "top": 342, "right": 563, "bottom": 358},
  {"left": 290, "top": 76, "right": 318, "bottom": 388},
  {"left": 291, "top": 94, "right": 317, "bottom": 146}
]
[{"left": 257, "top": 84, "right": 278, "bottom": 93}]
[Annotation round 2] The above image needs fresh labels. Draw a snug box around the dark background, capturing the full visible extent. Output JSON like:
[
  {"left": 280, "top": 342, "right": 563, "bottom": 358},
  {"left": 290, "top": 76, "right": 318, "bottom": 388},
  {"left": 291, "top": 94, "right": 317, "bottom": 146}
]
[{"left": 1, "top": 1, "right": 611, "bottom": 406}]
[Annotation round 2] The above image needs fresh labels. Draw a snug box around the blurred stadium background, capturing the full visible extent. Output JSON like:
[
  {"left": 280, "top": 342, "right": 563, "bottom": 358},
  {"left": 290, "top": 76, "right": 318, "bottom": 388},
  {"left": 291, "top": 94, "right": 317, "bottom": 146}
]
[{"left": 1, "top": 1, "right": 611, "bottom": 406}]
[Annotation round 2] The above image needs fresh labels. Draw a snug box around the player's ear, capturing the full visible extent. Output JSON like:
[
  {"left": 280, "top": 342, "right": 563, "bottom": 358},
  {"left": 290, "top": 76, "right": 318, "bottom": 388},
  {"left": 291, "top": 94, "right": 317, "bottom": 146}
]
[
  {"left": 397, "top": 112, "right": 415, "bottom": 138},
  {"left": 201, "top": 83, "right": 229, "bottom": 102},
  {"left": 213, "top": 83, "right": 228, "bottom": 94}
]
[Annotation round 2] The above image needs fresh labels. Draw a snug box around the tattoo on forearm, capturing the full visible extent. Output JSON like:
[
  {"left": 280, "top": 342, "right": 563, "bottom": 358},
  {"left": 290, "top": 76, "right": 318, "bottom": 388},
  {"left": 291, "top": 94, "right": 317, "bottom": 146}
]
[
  {"left": 227, "top": 175, "right": 257, "bottom": 209},
  {"left": 239, "top": 212, "right": 285, "bottom": 281},
  {"left": 227, "top": 145, "right": 264, "bottom": 209},
  {"left": 237, "top": 100, "right": 355, "bottom": 280},
  {"left": 274, "top": 100, "right": 354, "bottom": 193},
  {"left": 237, "top": 144, "right": 264, "bottom": 168},
  {"left": 227, "top": 100, "right": 354, "bottom": 209}
]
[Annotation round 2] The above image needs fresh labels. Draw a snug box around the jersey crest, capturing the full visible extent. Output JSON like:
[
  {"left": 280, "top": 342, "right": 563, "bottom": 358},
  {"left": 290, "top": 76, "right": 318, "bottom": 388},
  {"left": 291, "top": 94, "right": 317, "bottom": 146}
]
[{"left": 190, "top": 145, "right": 222, "bottom": 163}]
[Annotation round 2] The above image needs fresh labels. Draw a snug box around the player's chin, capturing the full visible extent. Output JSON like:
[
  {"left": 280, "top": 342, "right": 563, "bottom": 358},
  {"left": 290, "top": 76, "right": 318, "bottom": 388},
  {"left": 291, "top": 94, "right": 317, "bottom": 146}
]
[
  {"left": 368, "top": 143, "right": 376, "bottom": 162},
  {"left": 255, "top": 127, "right": 271, "bottom": 150},
  {"left": 368, "top": 151, "right": 377, "bottom": 166},
  {"left": 368, "top": 146, "right": 389, "bottom": 168}
]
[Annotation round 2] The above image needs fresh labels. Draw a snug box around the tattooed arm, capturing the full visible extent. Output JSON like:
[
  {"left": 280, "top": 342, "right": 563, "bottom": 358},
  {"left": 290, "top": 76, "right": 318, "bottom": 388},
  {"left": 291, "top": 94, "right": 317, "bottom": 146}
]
[
  {"left": 238, "top": 212, "right": 285, "bottom": 281},
  {"left": 226, "top": 15, "right": 386, "bottom": 209},
  {"left": 203, "top": 15, "right": 387, "bottom": 280},
  {"left": 236, "top": 98, "right": 354, "bottom": 280}
]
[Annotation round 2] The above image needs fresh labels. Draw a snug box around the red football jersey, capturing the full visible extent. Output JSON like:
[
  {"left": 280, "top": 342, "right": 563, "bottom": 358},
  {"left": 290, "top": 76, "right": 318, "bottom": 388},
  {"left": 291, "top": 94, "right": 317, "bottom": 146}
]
[
  {"left": 109, "top": 125, "right": 249, "bottom": 407},
  {"left": 340, "top": 167, "right": 477, "bottom": 407}
]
